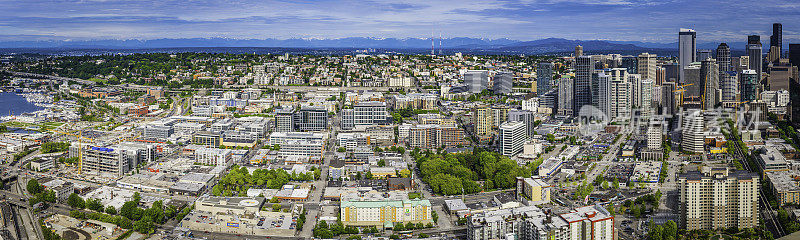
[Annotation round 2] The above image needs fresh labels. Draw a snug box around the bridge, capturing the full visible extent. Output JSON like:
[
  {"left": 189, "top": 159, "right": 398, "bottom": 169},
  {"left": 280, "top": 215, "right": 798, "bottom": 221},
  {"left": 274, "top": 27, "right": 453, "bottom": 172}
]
[{"left": 7, "top": 71, "right": 96, "bottom": 86}]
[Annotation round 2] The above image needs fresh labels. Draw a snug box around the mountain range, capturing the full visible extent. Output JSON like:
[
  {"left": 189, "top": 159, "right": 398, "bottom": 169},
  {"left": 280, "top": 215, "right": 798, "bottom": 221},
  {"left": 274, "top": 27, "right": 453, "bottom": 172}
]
[{"left": 0, "top": 37, "right": 765, "bottom": 55}]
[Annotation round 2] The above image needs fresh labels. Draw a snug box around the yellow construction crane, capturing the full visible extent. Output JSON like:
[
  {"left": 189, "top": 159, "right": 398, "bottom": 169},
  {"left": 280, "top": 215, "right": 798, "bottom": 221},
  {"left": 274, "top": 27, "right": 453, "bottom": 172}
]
[
  {"left": 47, "top": 128, "right": 95, "bottom": 174},
  {"left": 673, "top": 83, "right": 695, "bottom": 107}
]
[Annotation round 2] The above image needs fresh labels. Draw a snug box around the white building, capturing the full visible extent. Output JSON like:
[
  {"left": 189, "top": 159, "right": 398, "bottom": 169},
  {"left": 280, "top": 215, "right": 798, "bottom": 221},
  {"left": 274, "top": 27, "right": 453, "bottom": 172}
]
[
  {"left": 681, "top": 110, "right": 705, "bottom": 154},
  {"left": 499, "top": 121, "right": 526, "bottom": 157},
  {"left": 598, "top": 68, "right": 631, "bottom": 121},
  {"left": 194, "top": 147, "right": 232, "bottom": 166}
]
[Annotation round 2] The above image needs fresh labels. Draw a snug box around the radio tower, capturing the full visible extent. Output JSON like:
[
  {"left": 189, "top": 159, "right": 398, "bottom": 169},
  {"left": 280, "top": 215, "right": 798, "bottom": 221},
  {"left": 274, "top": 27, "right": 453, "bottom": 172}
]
[
  {"left": 438, "top": 33, "right": 442, "bottom": 55},
  {"left": 431, "top": 33, "right": 435, "bottom": 55}
]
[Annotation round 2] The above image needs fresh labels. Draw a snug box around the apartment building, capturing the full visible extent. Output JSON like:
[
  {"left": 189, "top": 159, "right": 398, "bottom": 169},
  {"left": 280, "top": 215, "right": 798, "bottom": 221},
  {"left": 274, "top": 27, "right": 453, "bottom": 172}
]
[
  {"left": 340, "top": 191, "right": 433, "bottom": 227},
  {"left": 467, "top": 204, "right": 612, "bottom": 240},
  {"left": 677, "top": 167, "right": 759, "bottom": 230},
  {"left": 408, "top": 124, "right": 468, "bottom": 149}
]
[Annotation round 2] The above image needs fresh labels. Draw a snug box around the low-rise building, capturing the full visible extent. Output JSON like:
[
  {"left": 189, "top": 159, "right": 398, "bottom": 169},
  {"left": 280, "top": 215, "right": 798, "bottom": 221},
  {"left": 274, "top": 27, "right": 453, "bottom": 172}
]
[
  {"left": 765, "top": 170, "right": 800, "bottom": 207},
  {"left": 515, "top": 177, "right": 552, "bottom": 205},
  {"left": 340, "top": 190, "right": 433, "bottom": 227}
]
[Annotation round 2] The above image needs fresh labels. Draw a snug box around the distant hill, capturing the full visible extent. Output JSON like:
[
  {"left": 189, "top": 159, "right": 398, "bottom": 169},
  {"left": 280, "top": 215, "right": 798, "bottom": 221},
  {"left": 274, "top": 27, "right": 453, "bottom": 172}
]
[{"left": 0, "top": 37, "right": 766, "bottom": 55}]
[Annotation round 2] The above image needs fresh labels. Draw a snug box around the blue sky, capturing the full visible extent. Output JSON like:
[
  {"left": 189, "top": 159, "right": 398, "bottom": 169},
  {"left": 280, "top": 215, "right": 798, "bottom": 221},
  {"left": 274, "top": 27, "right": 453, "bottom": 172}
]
[{"left": 0, "top": 0, "right": 798, "bottom": 43}]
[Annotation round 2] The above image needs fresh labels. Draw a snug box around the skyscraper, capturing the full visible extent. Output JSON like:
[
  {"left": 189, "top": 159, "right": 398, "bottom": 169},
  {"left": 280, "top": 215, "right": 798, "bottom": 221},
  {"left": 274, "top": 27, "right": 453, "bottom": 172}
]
[
  {"left": 574, "top": 56, "right": 593, "bottom": 116},
  {"left": 465, "top": 70, "right": 489, "bottom": 93},
  {"left": 700, "top": 59, "right": 719, "bottom": 109},
  {"left": 697, "top": 49, "right": 712, "bottom": 61},
  {"left": 508, "top": 110, "right": 534, "bottom": 139},
  {"left": 661, "top": 82, "right": 677, "bottom": 119},
  {"left": 740, "top": 69, "right": 759, "bottom": 102},
  {"left": 637, "top": 53, "right": 656, "bottom": 81},
  {"left": 558, "top": 78, "right": 574, "bottom": 116},
  {"left": 747, "top": 35, "right": 763, "bottom": 80},
  {"left": 536, "top": 62, "right": 554, "bottom": 96},
  {"left": 791, "top": 44, "right": 800, "bottom": 125},
  {"left": 575, "top": 45, "right": 583, "bottom": 57},
  {"left": 721, "top": 71, "right": 738, "bottom": 102},
  {"left": 681, "top": 110, "right": 705, "bottom": 154},
  {"left": 716, "top": 43, "right": 731, "bottom": 76},
  {"left": 640, "top": 78, "right": 654, "bottom": 119},
  {"left": 771, "top": 23, "right": 782, "bottom": 54},
  {"left": 492, "top": 71, "right": 513, "bottom": 94},
  {"left": 679, "top": 29, "right": 697, "bottom": 83},
  {"left": 621, "top": 56, "right": 638, "bottom": 74},
  {"left": 790, "top": 44, "right": 800, "bottom": 67},
  {"left": 597, "top": 68, "right": 631, "bottom": 121}
]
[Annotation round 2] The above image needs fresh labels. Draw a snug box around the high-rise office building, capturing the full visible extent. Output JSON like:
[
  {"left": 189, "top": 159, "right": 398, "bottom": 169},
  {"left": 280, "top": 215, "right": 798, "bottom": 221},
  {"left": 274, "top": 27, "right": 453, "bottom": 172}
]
[
  {"left": 740, "top": 70, "right": 759, "bottom": 102},
  {"left": 630, "top": 73, "right": 643, "bottom": 109},
  {"left": 716, "top": 43, "right": 731, "bottom": 76},
  {"left": 678, "top": 168, "right": 759, "bottom": 231},
  {"left": 275, "top": 107, "right": 296, "bottom": 132},
  {"left": 790, "top": 44, "right": 800, "bottom": 67},
  {"left": 791, "top": 44, "right": 800, "bottom": 125},
  {"left": 767, "top": 61, "right": 794, "bottom": 91},
  {"left": 637, "top": 53, "right": 657, "bottom": 81},
  {"left": 508, "top": 110, "right": 534, "bottom": 139},
  {"left": 679, "top": 29, "right": 697, "bottom": 82},
  {"left": 499, "top": 121, "right": 525, "bottom": 157},
  {"left": 792, "top": 75, "right": 800, "bottom": 126},
  {"left": 575, "top": 45, "right": 583, "bottom": 57},
  {"left": 492, "top": 71, "right": 513, "bottom": 94},
  {"left": 597, "top": 69, "right": 631, "bottom": 121},
  {"left": 772, "top": 23, "right": 782, "bottom": 54},
  {"left": 683, "top": 62, "right": 703, "bottom": 106},
  {"left": 574, "top": 56, "right": 593, "bottom": 115},
  {"left": 661, "top": 82, "right": 678, "bottom": 118},
  {"left": 621, "top": 56, "right": 638, "bottom": 74},
  {"left": 736, "top": 56, "right": 750, "bottom": 73},
  {"left": 640, "top": 78, "right": 654, "bottom": 119},
  {"left": 681, "top": 110, "right": 705, "bottom": 154},
  {"left": 655, "top": 66, "right": 666, "bottom": 85},
  {"left": 536, "top": 62, "right": 554, "bottom": 96},
  {"left": 664, "top": 63, "right": 679, "bottom": 83},
  {"left": 721, "top": 71, "right": 738, "bottom": 102},
  {"left": 700, "top": 59, "right": 720, "bottom": 109},
  {"left": 558, "top": 78, "right": 574, "bottom": 116},
  {"left": 697, "top": 49, "right": 712, "bottom": 61},
  {"left": 768, "top": 46, "right": 781, "bottom": 64},
  {"left": 465, "top": 70, "right": 489, "bottom": 93},
  {"left": 747, "top": 35, "right": 763, "bottom": 80}
]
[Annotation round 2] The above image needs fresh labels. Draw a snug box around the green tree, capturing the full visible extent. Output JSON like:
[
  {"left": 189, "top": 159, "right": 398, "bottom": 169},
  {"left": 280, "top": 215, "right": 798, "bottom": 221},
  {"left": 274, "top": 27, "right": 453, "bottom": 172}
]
[
  {"left": 27, "top": 179, "right": 42, "bottom": 194},
  {"left": 272, "top": 203, "right": 281, "bottom": 212},
  {"left": 67, "top": 193, "right": 85, "bottom": 209},
  {"left": 105, "top": 206, "right": 117, "bottom": 215},
  {"left": 86, "top": 198, "right": 103, "bottom": 212}
]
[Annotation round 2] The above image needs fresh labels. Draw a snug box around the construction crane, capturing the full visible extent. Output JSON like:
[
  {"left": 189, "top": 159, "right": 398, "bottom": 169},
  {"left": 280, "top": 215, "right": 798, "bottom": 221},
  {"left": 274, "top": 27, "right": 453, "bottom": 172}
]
[
  {"left": 47, "top": 128, "right": 95, "bottom": 174},
  {"left": 673, "top": 83, "right": 695, "bottom": 106}
]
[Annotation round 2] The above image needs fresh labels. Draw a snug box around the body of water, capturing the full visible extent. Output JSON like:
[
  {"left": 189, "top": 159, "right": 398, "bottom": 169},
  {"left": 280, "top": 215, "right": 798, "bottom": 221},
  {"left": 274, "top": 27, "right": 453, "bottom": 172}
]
[{"left": 0, "top": 92, "right": 44, "bottom": 117}]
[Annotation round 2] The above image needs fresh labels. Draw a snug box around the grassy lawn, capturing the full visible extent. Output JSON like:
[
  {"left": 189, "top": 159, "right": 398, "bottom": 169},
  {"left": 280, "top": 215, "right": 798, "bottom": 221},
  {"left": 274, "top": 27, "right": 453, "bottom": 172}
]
[{"left": 408, "top": 192, "right": 423, "bottom": 199}]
